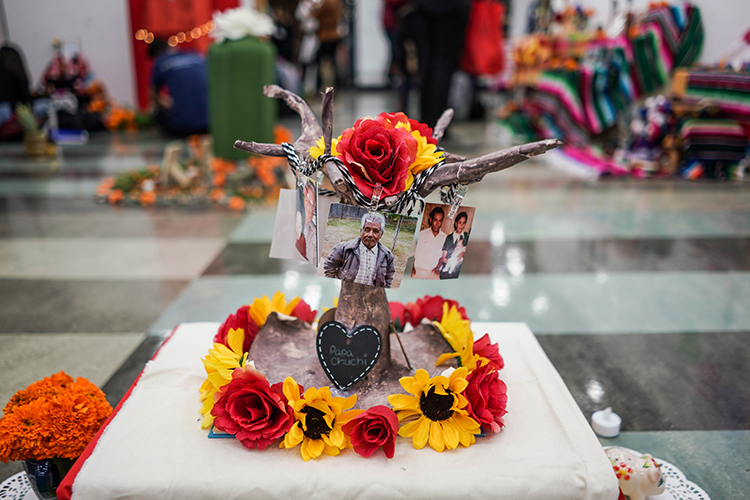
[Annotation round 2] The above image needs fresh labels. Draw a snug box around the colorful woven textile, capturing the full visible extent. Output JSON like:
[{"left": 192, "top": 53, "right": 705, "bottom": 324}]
[
  {"left": 683, "top": 70, "right": 750, "bottom": 123},
  {"left": 680, "top": 119, "right": 748, "bottom": 163},
  {"left": 514, "top": 3, "right": 703, "bottom": 147}
]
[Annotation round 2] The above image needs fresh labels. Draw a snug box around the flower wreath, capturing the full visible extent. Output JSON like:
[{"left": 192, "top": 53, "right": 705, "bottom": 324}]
[
  {"left": 199, "top": 292, "right": 508, "bottom": 461},
  {"left": 284, "top": 111, "right": 464, "bottom": 216}
]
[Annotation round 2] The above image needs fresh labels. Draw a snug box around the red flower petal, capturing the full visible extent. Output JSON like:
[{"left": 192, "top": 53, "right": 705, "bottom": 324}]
[
  {"left": 473, "top": 334, "right": 505, "bottom": 371},
  {"left": 291, "top": 300, "right": 317, "bottom": 323},
  {"left": 214, "top": 305, "right": 260, "bottom": 353},
  {"left": 342, "top": 405, "right": 398, "bottom": 458}
]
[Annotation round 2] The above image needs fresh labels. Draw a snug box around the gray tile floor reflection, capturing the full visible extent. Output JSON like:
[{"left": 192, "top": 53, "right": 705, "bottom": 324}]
[{"left": 1, "top": 90, "right": 749, "bottom": 498}]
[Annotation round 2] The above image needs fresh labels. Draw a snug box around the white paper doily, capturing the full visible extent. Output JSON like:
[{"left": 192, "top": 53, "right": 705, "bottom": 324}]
[
  {"left": 0, "top": 473, "right": 34, "bottom": 500},
  {"left": 605, "top": 447, "right": 710, "bottom": 500}
]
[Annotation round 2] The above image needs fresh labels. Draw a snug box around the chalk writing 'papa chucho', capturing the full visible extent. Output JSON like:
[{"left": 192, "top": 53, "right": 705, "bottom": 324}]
[{"left": 329, "top": 345, "right": 369, "bottom": 366}]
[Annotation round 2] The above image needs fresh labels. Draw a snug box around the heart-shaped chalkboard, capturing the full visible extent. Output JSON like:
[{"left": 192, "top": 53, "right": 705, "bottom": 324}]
[{"left": 316, "top": 321, "right": 382, "bottom": 391}]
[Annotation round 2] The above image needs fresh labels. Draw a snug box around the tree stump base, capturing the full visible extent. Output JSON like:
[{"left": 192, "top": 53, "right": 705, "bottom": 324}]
[{"left": 249, "top": 313, "right": 456, "bottom": 408}]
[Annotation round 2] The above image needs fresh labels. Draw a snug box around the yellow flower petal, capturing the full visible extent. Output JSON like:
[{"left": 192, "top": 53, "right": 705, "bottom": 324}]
[
  {"left": 309, "top": 136, "right": 340, "bottom": 159},
  {"left": 304, "top": 437, "right": 325, "bottom": 460},
  {"left": 414, "top": 369, "right": 431, "bottom": 387},
  {"left": 398, "top": 374, "right": 417, "bottom": 395},
  {"left": 226, "top": 327, "right": 245, "bottom": 354},
  {"left": 387, "top": 393, "right": 418, "bottom": 411},
  {"left": 442, "top": 419, "right": 460, "bottom": 449},
  {"left": 336, "top": 409, "right": 363, "bottom": 426},
  {"left": 283, "top": 377, "right": 301, "bottom": 403},
  {"left": 436, "top": 352, "right": 460, "bottom": 366},
  {"left": 282, "top": 422, "right": 304, "bottom": 448},
  {"left": 399, "top": 419, "right": 421, "bottom": 438},
  {"left": 429, "top": 421, "right": 445, "bottom": 452},
  {"left": 328, "top": 426, "right": 345, "bottom": 448},
  {"left": 413, "top": 418, "right": 431, "bottom": 449},
  {"left": 323, "top": 443, "right": 342, "bottom": 456},
  {"left": 454, "top": 413, "right": 481, "bottom": 433},
  {"left": 201, "top": 414, "right": 214, "bottom": 429}
]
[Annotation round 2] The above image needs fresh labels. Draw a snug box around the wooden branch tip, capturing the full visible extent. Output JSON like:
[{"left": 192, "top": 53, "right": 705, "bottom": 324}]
[{"left": 233, "top": 140, "right": 286, "bottom": 157}]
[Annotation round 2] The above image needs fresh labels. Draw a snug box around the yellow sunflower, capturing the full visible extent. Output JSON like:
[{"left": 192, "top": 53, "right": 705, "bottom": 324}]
[
  {"left": 199, "top": 327, "right": 249, "bottom": 429},
  {"left": 249, "top": 292, "right": 301, "bottom": 327},
  {"left": 308, "top": 136, "right": 340, "bottom": 159},
  {"left": 388, "top": 368, "right": 480, "bottom": 452},
  {"left": 280, "top": 377, "right": 363, "bottom": 461},
  {"left": 397, "top": 125, "right": 444, "bottom": 190},
  {"left": 431, "top": 303, "right": 484, "bottom": 371}
]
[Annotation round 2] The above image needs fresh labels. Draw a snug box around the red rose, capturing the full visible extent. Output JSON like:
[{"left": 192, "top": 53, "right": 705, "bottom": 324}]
[
  {"left": 473, "top": 334, "right": 505, "bottom": 371},
  {"left": 342, "top": 405, "right": 398, "bottom": 458},
  {"left": 389, "top": 301, "right": 407, "bottom": 332},
  {"left": 405, "top": 295, "right": 468, "bottom": 326},
  {"left": 378, "top": 112, "right": 438, "bottom": 146},
  {"left": 212, "top": 366, "right": 298, "bottom": 450},
  {"left": 336, "top": 115, "right": 418, "bottom": 198},
  {"left": 291, "top": 299, "right": 317, "bottom": 324},
  {"left": 464, "top": 363, "right": 507, "bottom": 434},
  {"left": 214, "top": 305, "right": 260, "bottom": 353}
]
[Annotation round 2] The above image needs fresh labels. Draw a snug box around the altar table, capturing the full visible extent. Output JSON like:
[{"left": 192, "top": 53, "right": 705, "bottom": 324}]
[{"left": 59, "top": 322, "right": 619, "bottom": 500}]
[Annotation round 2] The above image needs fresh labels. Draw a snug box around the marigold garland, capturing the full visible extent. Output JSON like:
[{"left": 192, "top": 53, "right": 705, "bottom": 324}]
[
  {"left": 95, "top": 125, "right": 292, "bottom": 210},
  {"left": 0, "top": 372, "right": 112, "bottom": 463},
  {"left": 200, "top": 293, "right": 507, "bottom": 459}
]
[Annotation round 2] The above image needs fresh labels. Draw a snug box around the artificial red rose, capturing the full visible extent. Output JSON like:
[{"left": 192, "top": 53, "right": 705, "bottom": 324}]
[
  {"left": 291, "top": 299, "right": 317, "bottom": 324},
  {"left": 389, "top": 301, "right": 407, "bottom": 332},
  {"left": 342, "top": 405, "right": 398, "bottom": 458},
  {"left": 336, "top": 115, "right": 418, "bottom": 198},
  {"left": 464, "top": 363, "right": 508, "bottom": 434},
  {"left": 214, "top": 305, "right": 259, "bottom": 353},
  {"left": 212, "top": 366, "right": 298, "bottom": 450},
  {"left": 473, "top": 333, "right": 505, "bottom": 371},
  {"left": 377, "top": 112, "right": 438, "bottom": 146},
  {"left": 405, "top": 295, "right": 468, "bottom": 326}
]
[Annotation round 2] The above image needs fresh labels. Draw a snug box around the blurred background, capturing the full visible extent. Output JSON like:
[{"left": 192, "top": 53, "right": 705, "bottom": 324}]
[{"left": 1, "top": 0, "right": 749, "bottom": 497}]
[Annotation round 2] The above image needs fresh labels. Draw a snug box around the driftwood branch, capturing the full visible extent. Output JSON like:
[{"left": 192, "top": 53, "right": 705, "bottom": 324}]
[
  {"left": 319, "top": 87, "right": 357, "bottom": 205},
  {"left": 432, "top": 109, "right": 454, "bottom": 142},
  {"left": 321, "top": 87, "right": 334, "bottom": 155},
  {"left": 231, "top": 88, "right": 561, "bottom": 204},
  {"left": 442, "top": 152, "right": 467, "bottom": 164},
  {"left": 233, "top": 141, "right": 286, "bottom": 157},
  {"left": 418, "top": 139, "right": 563, "bottom": 197},
  {"left": 233, "top": 84, "right": 322, "bottom": 157}
]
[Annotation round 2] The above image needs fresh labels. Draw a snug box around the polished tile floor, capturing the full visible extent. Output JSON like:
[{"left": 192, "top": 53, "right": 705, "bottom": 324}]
[{"left": 1, "top": 90, "right": 749, "bottom": 497}]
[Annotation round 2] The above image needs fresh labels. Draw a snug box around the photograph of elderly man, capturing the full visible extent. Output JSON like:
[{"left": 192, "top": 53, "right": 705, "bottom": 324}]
[{"left": 321, "top": 204, "right": 416, "bottom": 289}]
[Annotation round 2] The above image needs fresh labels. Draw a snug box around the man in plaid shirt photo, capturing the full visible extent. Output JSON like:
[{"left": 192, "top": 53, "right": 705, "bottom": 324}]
[{"left": 323, "top": 212, "right": 396, "bottom": 288}]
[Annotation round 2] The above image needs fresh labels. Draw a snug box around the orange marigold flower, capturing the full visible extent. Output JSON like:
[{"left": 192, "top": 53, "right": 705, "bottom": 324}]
[
  {"left": 210, "top": 188, "right": 225, "bottom": 201},
  {"left": 274, "top": 124, "right": 294, "bottom": 145},
  {"left": 140, "top": 191, "right": 156, "bottom": 206},
  {"left": 212, "top": 171, "right": 226, "bottom": 187},
  {"left": 228, "top": 196, "right": 246, "bottom": 211},
  {"left": 211, "top": 158, "right": 237, "bottom": 174},
  {"left": 0, "top": 372, "right": 112, "bottom": 463},
  {"left": 108, "top": 189, "right": 124, "bottom": 204}
]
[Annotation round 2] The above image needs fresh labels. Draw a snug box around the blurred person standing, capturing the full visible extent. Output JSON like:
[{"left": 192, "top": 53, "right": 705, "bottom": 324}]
[
  {"left": 412, "top": 0, "right": 470, "bottom": 129},
  {"left": 383, "top": 0, "right": 413, "bottom": 112},
  {"left": 149, "top": 39, "right": 208, "bottom": 136},
  {"left": 0, "top": 44, "right": 32, "bottom": 140},
  {"left": 0, "top": 45, "right": 32, "bottom": 108},
  {"left": 296, "top": 0, "right": 321, "bottom": 96},
  {"left": 311, "top": 0, "right": 344, "bottom": 90}
]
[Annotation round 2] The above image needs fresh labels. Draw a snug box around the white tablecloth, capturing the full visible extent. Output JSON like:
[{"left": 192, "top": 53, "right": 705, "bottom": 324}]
[{"left": 64, "top": 322, "right": 618, "bottom": 500}]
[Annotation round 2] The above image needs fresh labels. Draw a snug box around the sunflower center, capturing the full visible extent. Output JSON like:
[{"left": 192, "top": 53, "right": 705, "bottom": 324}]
[
  {"left": 420, "top": 386, "right": 454, "bottom": 421},
  {"left": 301, "top": 406, "right": 331, "bottom": 440}
]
